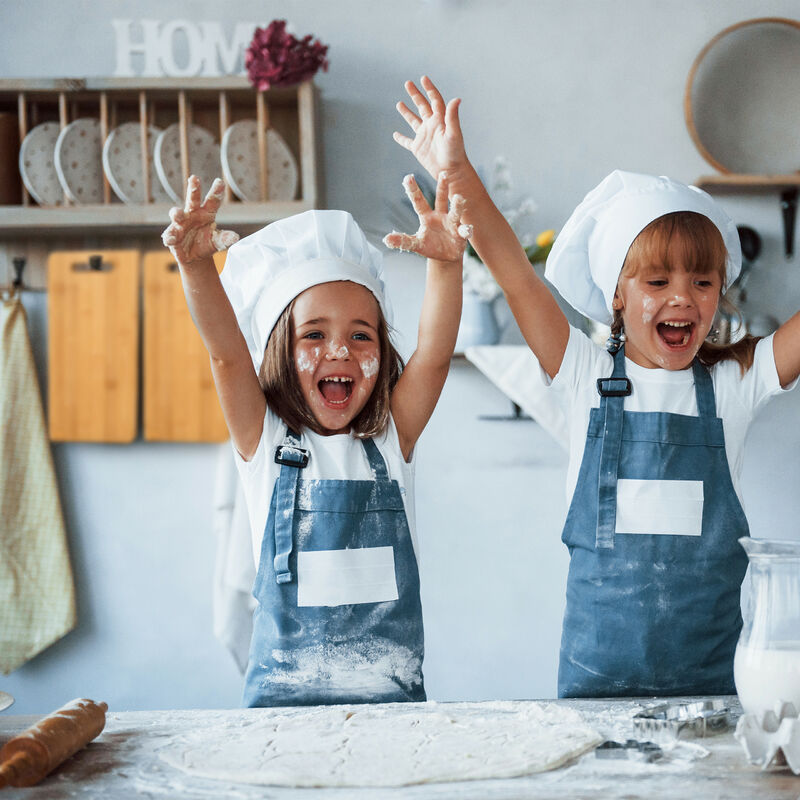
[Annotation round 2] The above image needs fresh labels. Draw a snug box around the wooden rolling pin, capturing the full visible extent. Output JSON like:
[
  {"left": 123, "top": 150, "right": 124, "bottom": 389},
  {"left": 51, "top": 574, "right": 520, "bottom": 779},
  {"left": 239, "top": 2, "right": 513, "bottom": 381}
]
[{"left": 0, "top": 698, "right": 107, "bottom": 788}]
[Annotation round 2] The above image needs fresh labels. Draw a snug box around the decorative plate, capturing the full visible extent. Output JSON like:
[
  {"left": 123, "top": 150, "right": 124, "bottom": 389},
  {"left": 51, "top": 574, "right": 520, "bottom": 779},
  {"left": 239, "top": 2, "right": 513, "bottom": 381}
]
[
  {"left": 221, "top": 120, "right": 298, "bottom": 202},
  {"left": 18, "top": 121, "right": 64, "bottom": 206},
  {"left": 0, "top": 691, "right": 14, "bottom": 712},
  {"left": 102, "top": 122, "right": 172, "bottom": 204},
  {"left": 154, "top": 123, "right": 221, "bottom": 203},
  {"left": 686, "top": 19, "right": 800, "bottom": 175},
  {"left": 54, "top": 118, "right": 105, "bottom": 204}
]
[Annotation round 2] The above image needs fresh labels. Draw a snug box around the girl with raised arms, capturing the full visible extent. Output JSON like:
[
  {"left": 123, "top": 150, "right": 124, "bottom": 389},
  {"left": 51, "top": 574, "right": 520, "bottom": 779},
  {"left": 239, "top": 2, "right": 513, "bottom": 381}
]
[
  {"left": 393, "top": 75, "right": 800, "bottom": 698},
  {"left": 162, "top": 173, "right": 470, "bottom": 706}
]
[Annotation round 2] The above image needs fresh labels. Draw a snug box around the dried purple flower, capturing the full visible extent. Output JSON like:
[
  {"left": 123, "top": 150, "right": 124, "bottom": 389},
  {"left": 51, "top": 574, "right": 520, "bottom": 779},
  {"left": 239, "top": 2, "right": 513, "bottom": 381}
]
[{"left": 245, "top": 20, "right": 329, "bottom": 91}]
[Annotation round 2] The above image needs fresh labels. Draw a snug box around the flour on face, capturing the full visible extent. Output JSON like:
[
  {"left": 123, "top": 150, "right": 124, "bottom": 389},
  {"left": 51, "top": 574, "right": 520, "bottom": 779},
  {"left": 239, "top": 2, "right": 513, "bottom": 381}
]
[
  {"left": 358, "top": 355, "right": 379, "bottom": 379},
  {"left": 295, "top": 346, "right": 322, "bottom": 375},
  {"left": 327, "top": 342, "right": 350, "bottom": 359},
  {"left": 641, "top": 295, "right": 656, "bottom": 325}
]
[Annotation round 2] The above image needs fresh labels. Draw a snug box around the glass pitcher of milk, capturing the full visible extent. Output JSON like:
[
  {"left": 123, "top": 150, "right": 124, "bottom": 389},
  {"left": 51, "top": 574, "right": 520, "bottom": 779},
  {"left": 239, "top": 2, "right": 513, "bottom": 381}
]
[{"left": 734, "top": 537, "right": 800, "bottom": 715}]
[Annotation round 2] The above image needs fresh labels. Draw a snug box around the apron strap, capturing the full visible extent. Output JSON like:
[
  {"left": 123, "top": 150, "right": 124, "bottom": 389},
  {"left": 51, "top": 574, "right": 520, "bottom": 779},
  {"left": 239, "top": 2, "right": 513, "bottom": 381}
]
[
  {"left": 692, "top": 358, "right": 717, "bottom": 419},
  {"left": 271, "top": 433, "right": 389, "bottom": 583},
  {"left": 361, "top": 436, "right": 390, "bottom": 480},
  {"left": 595, "top": 347, "right": 629, "bottom": 549},
  {"left": 273, "top": 429, "right": 307, "bottom": 584}
]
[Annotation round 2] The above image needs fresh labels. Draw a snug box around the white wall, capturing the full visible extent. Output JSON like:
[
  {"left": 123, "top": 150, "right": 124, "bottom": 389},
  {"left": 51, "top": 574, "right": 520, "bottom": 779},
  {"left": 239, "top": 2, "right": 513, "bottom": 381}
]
[{"left": 2, "top": 1, "right": 799, "bottom": 714}]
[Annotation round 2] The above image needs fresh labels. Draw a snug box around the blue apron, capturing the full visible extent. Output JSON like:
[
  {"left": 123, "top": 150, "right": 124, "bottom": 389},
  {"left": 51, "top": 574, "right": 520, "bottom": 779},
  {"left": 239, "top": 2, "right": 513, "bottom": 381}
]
[
  {"left": 243, "top": 429, "right": 426, "bottom": 707},
  {"left": 558, "top": 346, "right": 749, "bottom": 697}
]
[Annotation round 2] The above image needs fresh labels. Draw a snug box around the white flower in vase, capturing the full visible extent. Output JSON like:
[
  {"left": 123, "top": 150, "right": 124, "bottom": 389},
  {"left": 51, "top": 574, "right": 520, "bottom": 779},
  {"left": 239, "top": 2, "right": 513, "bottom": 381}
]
[{"left": 459, "top": 156, "right": 555, "bottom": 322}]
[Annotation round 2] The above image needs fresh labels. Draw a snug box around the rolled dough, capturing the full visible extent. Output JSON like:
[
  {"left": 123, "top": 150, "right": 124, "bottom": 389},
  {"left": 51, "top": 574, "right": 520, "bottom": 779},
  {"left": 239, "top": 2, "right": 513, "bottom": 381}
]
[{"left": 159, "top": 701, "right": 602, "bottom": 787}]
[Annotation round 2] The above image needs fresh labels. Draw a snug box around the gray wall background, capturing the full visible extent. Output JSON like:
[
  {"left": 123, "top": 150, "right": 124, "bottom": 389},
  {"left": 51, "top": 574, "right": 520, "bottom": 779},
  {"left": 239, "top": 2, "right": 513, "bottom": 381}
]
[{"left": 2, "top": 0, "right": 799, "bottom": 714}]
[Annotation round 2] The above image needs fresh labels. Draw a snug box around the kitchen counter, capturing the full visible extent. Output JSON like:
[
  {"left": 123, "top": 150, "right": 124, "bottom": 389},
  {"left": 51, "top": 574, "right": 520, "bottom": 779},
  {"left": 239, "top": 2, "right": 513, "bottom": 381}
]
[{"left": 0, "top": 697, "right": 796, "bottom": 799}]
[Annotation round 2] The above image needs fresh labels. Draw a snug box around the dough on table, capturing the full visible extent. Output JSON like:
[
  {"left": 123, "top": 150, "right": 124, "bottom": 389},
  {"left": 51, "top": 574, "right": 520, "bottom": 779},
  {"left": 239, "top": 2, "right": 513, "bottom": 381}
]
[{"left": 159, "top": 701, "right": 602, "bottom": 788}]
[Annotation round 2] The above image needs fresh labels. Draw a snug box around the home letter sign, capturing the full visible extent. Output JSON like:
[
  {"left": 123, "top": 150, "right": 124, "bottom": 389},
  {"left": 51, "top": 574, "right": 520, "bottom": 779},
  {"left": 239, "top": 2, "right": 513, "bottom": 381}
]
[{"left": 112, "top": 19, "right": 257, "bottom": 77}]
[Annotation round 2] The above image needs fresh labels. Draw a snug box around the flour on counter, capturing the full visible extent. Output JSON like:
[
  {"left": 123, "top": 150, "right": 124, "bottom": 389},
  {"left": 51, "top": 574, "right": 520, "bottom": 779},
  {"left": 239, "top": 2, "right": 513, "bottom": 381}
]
[{"left": 158, "top": 701, "right": 602, "bottom": 787}]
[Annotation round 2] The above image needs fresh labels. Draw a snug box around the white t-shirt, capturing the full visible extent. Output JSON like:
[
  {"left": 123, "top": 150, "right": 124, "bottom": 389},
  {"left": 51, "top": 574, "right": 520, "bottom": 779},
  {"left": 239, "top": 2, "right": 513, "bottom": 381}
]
[
  {"left": 233, "top": 409, "right": 417, "bottom": 567},
  {"left": 547, "top": 327, "right": 792, "bottom": 509}
]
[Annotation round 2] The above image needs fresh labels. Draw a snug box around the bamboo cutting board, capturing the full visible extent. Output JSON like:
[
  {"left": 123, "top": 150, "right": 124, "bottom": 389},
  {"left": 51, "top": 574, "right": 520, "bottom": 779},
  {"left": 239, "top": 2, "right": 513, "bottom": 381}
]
[
  {"left": 142, "top": 251, "right": 229, "bottom": 442},
  {"left": 47, "top": 251, "right": 139, "bottom": 442}
]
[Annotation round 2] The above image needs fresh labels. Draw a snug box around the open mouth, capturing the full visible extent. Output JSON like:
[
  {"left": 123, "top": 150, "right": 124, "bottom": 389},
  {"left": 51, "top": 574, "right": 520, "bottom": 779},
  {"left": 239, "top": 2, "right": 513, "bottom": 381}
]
[
  {"left": 657, "top": 320, "right": 694, "bottom": 348},
  {"left": 318, "top": 376, "right": 354, "bottom": 405}
]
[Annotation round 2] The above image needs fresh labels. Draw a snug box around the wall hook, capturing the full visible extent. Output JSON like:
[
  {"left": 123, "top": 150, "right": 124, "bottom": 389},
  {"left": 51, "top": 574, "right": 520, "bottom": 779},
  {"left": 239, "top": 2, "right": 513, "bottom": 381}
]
[
  {"left": 11, "top": 257, "right": 26, "bottom": 288},
  {"left": 478, "top": 401, "right": 533, "bottom": 422},
  {"left": 781, "top": 188, "right": 798, "bottom": 260}
]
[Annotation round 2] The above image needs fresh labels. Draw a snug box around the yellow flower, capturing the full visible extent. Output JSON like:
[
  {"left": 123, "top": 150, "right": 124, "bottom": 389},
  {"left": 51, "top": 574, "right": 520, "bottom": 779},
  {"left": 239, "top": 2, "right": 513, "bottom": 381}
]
[{"left": 536, "top": 229, "right": 555, "bottom": 248}]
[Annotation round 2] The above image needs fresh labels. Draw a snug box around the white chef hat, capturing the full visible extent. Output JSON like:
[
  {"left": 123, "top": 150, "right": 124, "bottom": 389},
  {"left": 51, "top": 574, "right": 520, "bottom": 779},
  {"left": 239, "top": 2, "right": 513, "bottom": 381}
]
[
  {"left": 544, "top": 170, "right": 741, "bottom": 324},
  {"left": 220, "top": 209, "right": 390, "bottom": 371}
]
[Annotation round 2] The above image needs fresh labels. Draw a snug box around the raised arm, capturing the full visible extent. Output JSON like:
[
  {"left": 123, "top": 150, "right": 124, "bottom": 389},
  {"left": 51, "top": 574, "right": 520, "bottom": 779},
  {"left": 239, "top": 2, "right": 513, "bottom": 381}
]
[
  {"left": 772, "top": 309, "right": 800, "bottom": 388},
  {"left": 161, "top": 176, "right": 266, "bottom": 459},
  {"left": 384, "top": 173, "right": 469, "bottom": 460},
  {"left": 394, "top": 76, "right": 569, "bottom": 378}
]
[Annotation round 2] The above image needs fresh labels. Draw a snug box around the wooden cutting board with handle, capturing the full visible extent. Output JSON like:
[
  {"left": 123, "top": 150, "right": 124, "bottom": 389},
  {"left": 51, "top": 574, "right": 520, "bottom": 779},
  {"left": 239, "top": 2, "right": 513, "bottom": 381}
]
[
  {"left": 47, "top": 250, "right": 139, "bottom": 442},
  {"left": 142, "top": 251, "right": 229, "bottom": 442}
]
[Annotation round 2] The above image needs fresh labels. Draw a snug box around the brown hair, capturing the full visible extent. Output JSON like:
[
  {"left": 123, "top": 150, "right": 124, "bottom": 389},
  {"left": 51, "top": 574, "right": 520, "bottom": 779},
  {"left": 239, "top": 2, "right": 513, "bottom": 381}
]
[
  {"left": 258, "top": 296, "right": 404, "bottom": 437},
  {"left": 614, "top": 211, "right": 758, "bottom": 374}
]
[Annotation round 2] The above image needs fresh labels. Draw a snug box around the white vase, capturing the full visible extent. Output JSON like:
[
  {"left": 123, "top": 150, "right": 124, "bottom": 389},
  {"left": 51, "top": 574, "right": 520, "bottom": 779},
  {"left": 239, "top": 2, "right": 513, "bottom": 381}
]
[{"left": 456, "top": 290, "right": 500, "bottom": 351}]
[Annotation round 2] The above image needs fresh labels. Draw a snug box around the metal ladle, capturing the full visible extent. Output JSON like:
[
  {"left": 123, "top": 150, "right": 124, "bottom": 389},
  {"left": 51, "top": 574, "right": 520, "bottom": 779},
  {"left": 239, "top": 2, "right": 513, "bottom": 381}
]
[{"left": 717, "top": 226, "right": 779, "bottom": 341}]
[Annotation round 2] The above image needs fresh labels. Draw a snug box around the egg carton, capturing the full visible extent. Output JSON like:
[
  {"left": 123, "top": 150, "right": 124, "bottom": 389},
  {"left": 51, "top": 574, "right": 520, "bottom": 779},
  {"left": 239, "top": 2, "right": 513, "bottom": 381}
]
[{"left": 734, "top": 701, "right": 800, "bottom": 773}]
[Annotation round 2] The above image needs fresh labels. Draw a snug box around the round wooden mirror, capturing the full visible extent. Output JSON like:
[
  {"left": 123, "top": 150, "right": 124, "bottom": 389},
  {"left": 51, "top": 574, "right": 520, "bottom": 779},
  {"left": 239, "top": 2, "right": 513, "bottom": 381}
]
[{"left": 685, "top": 17, "right": 800, "bottom": 175}]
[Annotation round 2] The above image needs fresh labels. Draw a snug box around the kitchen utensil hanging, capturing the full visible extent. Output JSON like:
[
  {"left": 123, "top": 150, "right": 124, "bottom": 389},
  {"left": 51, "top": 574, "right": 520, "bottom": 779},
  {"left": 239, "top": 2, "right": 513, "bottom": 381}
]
[
  {"left": 142, "top": 250, "right": 229, "bottom": 442},
  {"left": 47, "top": 250, "right": 139, "bottom": 442}
]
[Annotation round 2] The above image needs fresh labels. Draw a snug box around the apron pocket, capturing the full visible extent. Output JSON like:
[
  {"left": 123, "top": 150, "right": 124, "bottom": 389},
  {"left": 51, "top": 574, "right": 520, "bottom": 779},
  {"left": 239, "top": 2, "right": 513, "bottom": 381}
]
[
  {"left": 297, "top": 546, "right": 399, "bottom": 607},
  {"left": 615, "top": 479, "right": 703, "bottom": 536}
]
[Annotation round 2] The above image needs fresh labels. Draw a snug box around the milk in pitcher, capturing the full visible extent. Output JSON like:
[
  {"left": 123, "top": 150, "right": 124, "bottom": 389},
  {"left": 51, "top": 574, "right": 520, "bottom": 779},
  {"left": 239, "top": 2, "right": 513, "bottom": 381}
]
[{"left": 734, "top": 641, "right": 800, "bottom": 715}]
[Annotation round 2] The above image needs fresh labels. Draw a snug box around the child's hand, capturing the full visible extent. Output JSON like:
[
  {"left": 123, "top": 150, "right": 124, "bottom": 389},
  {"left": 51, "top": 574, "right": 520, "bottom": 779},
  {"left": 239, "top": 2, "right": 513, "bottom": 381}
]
[
  {"left": 383, "top": 172, "right": 471, "bottom": 263},
  {"left": 394, "top": 76, "right": 467, "bottom": 182},
  {"left": 161, "top": 175, "right": 239, "bottom": 269}
]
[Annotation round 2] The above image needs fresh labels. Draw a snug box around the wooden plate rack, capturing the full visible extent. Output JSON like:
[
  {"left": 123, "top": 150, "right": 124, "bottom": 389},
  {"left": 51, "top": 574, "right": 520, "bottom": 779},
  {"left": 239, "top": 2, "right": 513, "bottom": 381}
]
[{"left": 0, "top": 76, "right": 319, "bottom": 236}]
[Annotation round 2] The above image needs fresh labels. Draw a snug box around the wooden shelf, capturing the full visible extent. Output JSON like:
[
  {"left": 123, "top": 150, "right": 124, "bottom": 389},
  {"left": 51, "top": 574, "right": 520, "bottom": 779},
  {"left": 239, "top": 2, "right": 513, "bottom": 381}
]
[
  {"left": 694, "top": 174, "right": 800, "bottom": 259},
  {"left": 0, "top": 200, "right": 315, "bottom": 238},
  {"left": 0, "top": 75, "right": 306, "bottom": 98},
  {"left": 695, "top": 174, "right": 800, "bottom": 192}
]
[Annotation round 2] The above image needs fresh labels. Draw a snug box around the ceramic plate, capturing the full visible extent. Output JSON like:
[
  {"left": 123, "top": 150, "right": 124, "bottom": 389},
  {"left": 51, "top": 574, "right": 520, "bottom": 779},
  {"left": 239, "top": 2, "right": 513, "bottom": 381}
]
[
  {"left": 54, "top": 118, "right": 105, "bottom": 204},
  {"left": 0, "top": 691, "right": 14, "bottom": 712},
  {"left": 154, "top": 123, "right": 220, "bottom": 203},
  {"left": 102, "top": 122, "right": 172, "bottom": 204},
  {"left": 18, "top": 121, "right": 64, "bottom": 205},
  {"left": 221, "top": 120, "right": 298, "bottom": 202}
]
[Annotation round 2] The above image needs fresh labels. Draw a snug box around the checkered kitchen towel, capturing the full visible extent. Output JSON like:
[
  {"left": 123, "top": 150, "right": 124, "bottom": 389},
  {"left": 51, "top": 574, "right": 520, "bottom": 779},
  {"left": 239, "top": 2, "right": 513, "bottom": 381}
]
[{"left": 0, "top": 292, "right": 75, "bottom": 673}]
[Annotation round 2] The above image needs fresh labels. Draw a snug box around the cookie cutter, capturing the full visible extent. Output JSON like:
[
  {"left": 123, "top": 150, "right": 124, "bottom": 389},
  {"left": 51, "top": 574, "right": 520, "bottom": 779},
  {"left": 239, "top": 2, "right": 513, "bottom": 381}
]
[
  {"left": 632, "top": 699, "right": 733, "bottom": 741},
  {"left": 595, "top": 739, "right": 663, "bottom": 762}
]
